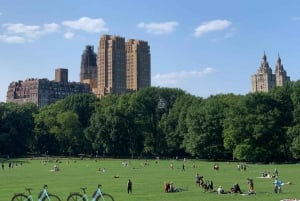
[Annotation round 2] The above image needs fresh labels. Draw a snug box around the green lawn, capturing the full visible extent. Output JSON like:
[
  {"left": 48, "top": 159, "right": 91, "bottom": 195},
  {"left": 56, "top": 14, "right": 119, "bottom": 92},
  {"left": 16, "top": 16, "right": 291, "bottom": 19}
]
[{"left": 0, "top": 157, "right": 299, "bottom": 201}]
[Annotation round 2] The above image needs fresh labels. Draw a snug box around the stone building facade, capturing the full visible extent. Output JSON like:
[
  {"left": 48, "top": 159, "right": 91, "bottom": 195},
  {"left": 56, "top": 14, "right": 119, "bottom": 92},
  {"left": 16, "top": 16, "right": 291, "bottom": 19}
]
[
  {"left": 6, "top": 68, "right": 91, "bottom": 108},
  {"left": 126, "top": 39, "right": 151, "bottom": 92},
  {"left": 96, "top": 35, "right": 127, "bottom": 97},
  {"left": 92, "top": 34, "right": 151, "bottom": 97},
  {"left": 251, "top": 53, "right": 290, "bottom": 92}
]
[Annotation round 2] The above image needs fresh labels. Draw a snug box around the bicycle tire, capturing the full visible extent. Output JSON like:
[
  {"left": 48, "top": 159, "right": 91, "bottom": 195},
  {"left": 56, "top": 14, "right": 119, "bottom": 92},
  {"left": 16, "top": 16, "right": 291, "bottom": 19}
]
[
  {"left": 67, "top": 193, "right": 86, "bottom": 201},
  {"left": 11, "top": 193, "right": 28, "bottom": 201},
  {"left": 95, "top": 193, "right": 114, "bottom": 201},
  {"left": 42, "top": 194, "right": 61, "bottom": 201}
]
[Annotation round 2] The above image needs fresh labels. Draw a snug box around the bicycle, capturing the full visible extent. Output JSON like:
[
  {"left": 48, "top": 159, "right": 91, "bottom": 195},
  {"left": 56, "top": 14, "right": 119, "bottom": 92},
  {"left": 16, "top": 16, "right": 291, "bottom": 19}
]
[
  {"left": 67, "top": 184, "right": 114, "bottom": 201},
  {"left": 11, "top": 184, "right": 61, "bottom": 201}
]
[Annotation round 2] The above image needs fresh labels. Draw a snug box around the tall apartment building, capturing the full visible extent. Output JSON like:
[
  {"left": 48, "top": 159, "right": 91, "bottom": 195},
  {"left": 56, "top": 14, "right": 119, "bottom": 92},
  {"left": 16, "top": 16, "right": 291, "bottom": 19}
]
[
  {"left": 80, "top": 45, "right": 97, "bottom": 88},
  {"left": 6, "top": 68, "right": 91, "bottom": 108},
  {"left": 251, "top": 53, "right": 290, "bottom": 92},
  {"left": 94, "top": 34, "right": 151, "bottom": 97},
  {"left": 126, "top": 39, "right": 151, "bottom": 92},
  {"left": 96, "top": 35, "right": 126, "bottom": 97}
]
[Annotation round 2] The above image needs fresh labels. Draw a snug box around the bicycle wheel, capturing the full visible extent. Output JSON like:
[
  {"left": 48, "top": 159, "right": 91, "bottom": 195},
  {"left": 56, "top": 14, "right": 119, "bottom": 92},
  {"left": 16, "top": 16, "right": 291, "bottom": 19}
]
[
  {"left": 11, "top": 193, "right": 28, "bottom": 201},
  {"left": 95, "top": 193, "right": 114, "bottom": 201},
  {"left": 67, "top": 193, "right": 86, "bottom": 201},
  {"left": 42, "top": 194, "right": 61, "bottom": 201}
]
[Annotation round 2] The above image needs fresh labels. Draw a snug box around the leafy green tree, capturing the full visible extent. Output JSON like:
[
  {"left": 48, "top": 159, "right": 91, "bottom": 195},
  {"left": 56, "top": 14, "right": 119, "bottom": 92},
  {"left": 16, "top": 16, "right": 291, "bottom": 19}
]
[
  {"left": 224, "top": 93, "right": 285, "bottom": 162},
  {"left": 135, "top": 87, "right": 186, "bottom": 156},
  {"left": 33, "top": 103, "right": 61, "bottom": 155},
  {"left": 0, "top": 103, "right": 37, "bottom": 156},
  {"left": 60, "top": 94, "right": 97, "bottom": 128},
  {"left": 34, "top": 94, "right": 97, "bottom": 155},
  {"left": 269, "top": 82, "right": 294, "bottom": 160},
  {"left": 160, "top": 94, "right": 200, "bottom": 156},
  {"left": 52, "top": 111, "right": 82, "bottom": 155},
  {"left": 85, "top": 94, "right": 123, "bottom": 156},
  {"left": 184, "top": 95, "right": 229, "bottom": 159},
  {"left": 288, "top": 80, "right": 300, "bottom": 160}
]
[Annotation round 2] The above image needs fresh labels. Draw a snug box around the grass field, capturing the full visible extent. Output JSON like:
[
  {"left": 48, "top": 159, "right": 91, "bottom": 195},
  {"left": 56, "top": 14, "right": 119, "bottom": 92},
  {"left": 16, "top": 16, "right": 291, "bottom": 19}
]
[{"left": 0, "top": 157, "right": 299, "bottom": 201}]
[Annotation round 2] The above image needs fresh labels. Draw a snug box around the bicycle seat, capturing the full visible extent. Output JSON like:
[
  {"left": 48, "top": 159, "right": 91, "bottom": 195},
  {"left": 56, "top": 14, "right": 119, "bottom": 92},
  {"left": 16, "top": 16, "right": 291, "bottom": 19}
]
[
  {"left": 25, "top": 187, "right": 32, "bottom": 194},
  {"left": 80, "top": 187, "right": 87, "bottom": 191}
]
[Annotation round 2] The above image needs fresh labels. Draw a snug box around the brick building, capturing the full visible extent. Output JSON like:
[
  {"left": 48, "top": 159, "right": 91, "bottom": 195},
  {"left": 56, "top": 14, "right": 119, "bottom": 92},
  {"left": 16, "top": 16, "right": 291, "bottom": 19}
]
[{"left": 6, "top": 68, "right": 91, "bottom": 108}]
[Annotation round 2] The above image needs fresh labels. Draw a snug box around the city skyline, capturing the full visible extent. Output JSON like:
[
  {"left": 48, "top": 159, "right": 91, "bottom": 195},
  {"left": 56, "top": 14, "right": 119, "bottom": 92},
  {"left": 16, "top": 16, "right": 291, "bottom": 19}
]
[{"left": 1, "top": 0, "right": 300, "bottom": 102}]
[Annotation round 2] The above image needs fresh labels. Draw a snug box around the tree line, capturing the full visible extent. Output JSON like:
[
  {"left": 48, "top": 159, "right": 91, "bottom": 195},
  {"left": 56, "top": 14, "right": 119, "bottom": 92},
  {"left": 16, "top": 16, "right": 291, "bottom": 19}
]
[{"left": 1, "top": 82, "right": 300, "bottom": 162}]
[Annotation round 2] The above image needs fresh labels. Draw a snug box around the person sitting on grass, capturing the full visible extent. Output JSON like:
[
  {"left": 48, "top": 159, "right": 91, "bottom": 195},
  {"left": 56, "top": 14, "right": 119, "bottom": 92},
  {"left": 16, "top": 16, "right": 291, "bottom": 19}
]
[
  {"left": 165, "top": 182, "right": 186, "bottom": 193},
  {"left": 230, "top": 183, "right": 242, "bottom": 194},
  {"left": 164, "top": 182, "right": 170, "bottom": 192},
  {"left": 247, "top": 178, "right": 256, "bottom": 194},
  {"left": 217, "top": 186, "right": 226, "bottom": 194}
]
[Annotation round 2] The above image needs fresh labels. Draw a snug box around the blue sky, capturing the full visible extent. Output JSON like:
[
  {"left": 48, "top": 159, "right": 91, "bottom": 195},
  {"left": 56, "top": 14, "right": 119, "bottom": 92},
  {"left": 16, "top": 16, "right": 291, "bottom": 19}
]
[{"left": 1, "top": 0, "right": 300, "bottom": 102}]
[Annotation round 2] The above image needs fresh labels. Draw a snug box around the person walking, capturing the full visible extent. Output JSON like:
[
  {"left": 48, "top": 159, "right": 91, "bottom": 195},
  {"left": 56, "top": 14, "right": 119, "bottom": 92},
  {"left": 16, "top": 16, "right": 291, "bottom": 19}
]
[{"left": 127, "top": 179, "right": 133, "bottom": 194}]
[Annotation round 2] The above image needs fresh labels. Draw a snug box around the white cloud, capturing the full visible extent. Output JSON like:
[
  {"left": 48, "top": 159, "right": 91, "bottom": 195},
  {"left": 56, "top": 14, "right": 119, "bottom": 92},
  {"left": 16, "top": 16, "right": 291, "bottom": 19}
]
[
  {"left": 4, "top": 23, "right": 59, "bottom": 37},
  {"left": 62, "top": 17, "right": 108, "bottom": 33},
  {"left": 0, "top": 16, "right": 109, "bottom": 44},
  {"left": 3, "top": 23, "right": 40, "bottom": 37},
  {"left": 153, "top": 67, "right": 214, "bottom": 85},
  {"left": 64, "top": 31, "right": 75, "bottom": 39},
  {"left": 194, "top": 19, "right": 232, "bottom": 37},
  {"left": 0, "top": 35, "right": 27, "bottom": 44},
  {"left": 2, "top": 22, "right": 60, "bottom": 41},
  {"left": 137, "top": 21, "right": 178, "bottom": 35},
  {"left": 43, "top": 23, "right": 60, "bottom": 33}
]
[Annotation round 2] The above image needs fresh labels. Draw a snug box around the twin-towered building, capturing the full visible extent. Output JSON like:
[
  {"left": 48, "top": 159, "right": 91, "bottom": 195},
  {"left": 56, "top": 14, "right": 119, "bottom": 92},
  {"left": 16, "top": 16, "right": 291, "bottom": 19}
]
[
  {"left": 81, "top": 35, "right": 151, "bottom": 97},
  {"left": 251, "top": 53, "right": 290, "bottom": 92},
  {"left": 6, "top": 34, "right": 151, "bottom": 107}
]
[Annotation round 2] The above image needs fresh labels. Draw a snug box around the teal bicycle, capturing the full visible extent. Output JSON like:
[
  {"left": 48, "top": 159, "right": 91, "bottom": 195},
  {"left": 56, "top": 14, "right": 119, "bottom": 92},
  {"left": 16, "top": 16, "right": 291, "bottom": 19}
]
[
  {"left": 11, "top": 184, "right": 61, "bottom": 201},
  {"left": 67, "top": 184, "right": 114, "bottom": 201}
]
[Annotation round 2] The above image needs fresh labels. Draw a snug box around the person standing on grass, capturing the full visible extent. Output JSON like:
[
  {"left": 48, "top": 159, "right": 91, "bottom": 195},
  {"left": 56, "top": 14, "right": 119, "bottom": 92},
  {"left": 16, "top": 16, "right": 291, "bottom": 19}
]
[
  {"left": 182, "top": 163, "right": 185, "bottom": 171},
  {"left": 274, "top": 168, "right": 279, "bottom": 176},
  {"left": 127, "top": 179, "right": 132, "bottom": 194}
]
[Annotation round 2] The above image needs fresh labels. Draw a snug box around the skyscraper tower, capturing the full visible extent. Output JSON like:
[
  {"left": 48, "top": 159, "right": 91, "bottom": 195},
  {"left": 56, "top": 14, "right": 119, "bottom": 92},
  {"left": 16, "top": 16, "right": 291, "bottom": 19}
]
[
  {"left": 275, "top": 54, "right": 290, "bottom": 86},
  {"left": 80, "top": 45, "right": 97, "bottom": 88},
  {"left": 126, "top": 39, "right": 151, "bottom": 91},
  {"left": 96, "top": 35, "right": 126, "bottom": 97}
]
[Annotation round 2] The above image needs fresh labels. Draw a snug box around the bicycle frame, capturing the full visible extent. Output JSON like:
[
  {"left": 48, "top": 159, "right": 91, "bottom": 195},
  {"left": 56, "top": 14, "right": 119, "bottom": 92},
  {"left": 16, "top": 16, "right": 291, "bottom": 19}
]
[
  {"left": 78, "top": 185, "right": 105, "bottom": 201},
  {"left": 38, "top": 188, "right": 50, "bottom": 201},
  {"left": 91, "top": 187, "right": 104, "bottom": 201}
]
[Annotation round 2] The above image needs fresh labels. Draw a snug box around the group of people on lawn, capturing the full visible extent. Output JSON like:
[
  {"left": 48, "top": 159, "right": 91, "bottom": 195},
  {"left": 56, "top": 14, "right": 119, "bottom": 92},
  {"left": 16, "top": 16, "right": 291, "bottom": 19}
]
[{"left": 164, "top": 164, "right": 286, "bottom": 195}]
